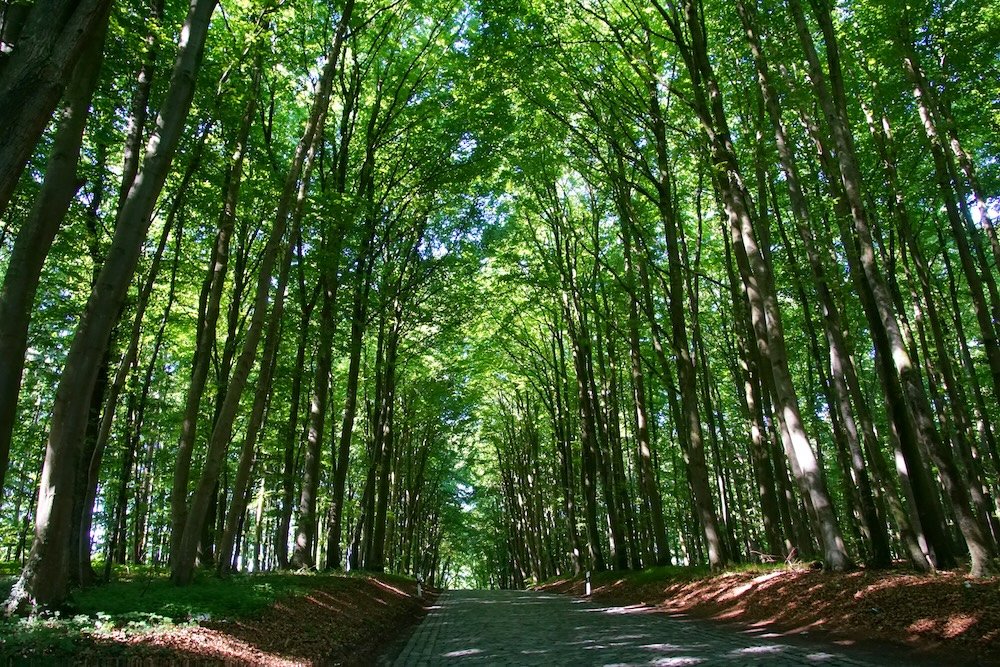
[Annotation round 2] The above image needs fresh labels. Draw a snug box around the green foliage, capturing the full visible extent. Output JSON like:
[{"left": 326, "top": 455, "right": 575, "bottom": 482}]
[
  {"left": 68, "top": 570, "right": 312, "bottom": 621},
  {"left": 3, "top": 0, "right": 1000, "bottom": 627},
  {"left": 0, "top": 570, "right": 358, "bottom": 660}
]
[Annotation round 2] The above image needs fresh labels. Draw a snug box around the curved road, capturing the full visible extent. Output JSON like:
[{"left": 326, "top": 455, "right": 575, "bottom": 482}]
[{"left": 392, "top": 590, "right": 902, "bottom": 666}]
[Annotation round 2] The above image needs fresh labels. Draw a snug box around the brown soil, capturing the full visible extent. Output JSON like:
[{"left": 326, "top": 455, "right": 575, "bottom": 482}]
[
  {"left": 540, "top": 566, "right": 1000, "bottom": 665},
  {"left": 77, "top": 574, "right": 433, "bottom": 665}
]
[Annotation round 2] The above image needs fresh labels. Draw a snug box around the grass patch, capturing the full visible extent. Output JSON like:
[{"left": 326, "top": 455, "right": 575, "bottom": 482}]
[
  {"left": 0, "top": 566, "right": 343, "bottom": 661},
  {"left": 620, "top": 565, "right": 706, "bottom": 584},
  {"left": 69, "top": 570, "right": 314, "bottom": 622}
]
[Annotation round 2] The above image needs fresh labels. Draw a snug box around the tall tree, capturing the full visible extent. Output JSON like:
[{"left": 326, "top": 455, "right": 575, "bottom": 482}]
[{"left": 5, "top": 0, "right": 217, "bottom": 610}]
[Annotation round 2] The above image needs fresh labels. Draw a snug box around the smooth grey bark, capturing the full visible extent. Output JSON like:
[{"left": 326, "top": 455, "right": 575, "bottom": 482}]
[
  {"left": 896, "top": 27, "right": 1000, "bottom": 410},
  {"left": 369, "top": 297, "right": 403, "bottom": 572},
  {"left": 168, "top": 129, "right": 244, "bottom": 561},
  {"left": 0, "top": 23, "right": 107, "bottom": 506},
  {"left": 291, "top": 210, "right": 346, "bottom": 568},
  {"left": 173, "top": 0, "right": 355, "bottom": 584},
  {"left": 274, "top": 242, "right": 317, "bottom": 569},
  {"left": 326, "top": 232, "right": 375, "bottom": 569},
  {"left": 621, "top": 219, "right": 670, "bottom": 565},
  {"left": 735, "top": 0, "right": 893, "bottom": 568},
  {"left": 797, "top": 0, "right": 993, "bottom": 575},
  {"left": 4, "top": 0, "right": 216, "bottom": 611},
  {"left": 274, "top": 237, "right": 319, "bottom": 570},
  {"left": 645, "top": 71, "right": 726, "bottom": 569},
  {"left": 0, "top": 0, "right": 112, "bottom": 215},
  {"left": 290, "top": 282, "right": 335, "bottom": 569},
  {"left": 652, "top": 0, "right": 849, "bottom": 570},
  {"left": 105, "top": 225, "right": 182, "bottom": 578},
  {"left": 796, "top": 93, "right": 954, "bottom": 569},
  {"left": 116, "top": 0, "right": 165, "bottom": 211},
  {"left": 172, "top": 67, "right": 340, "bottom": 586},
  {"left": 216, "top": 218, "right": 290, "bottom": 576}
]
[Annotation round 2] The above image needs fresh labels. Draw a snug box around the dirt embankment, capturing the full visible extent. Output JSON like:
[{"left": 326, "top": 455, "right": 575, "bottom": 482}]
[
  {"left": 540, "top": 566, "right": 1000, "bottom": 665},
  {"left": 75, "top": 575, "right": 432, "bottom": 665}
]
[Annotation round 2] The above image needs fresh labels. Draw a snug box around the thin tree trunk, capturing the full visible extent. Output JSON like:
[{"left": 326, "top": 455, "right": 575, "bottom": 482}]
[
  {"left": 620, "top": 213, "right": 670, "bottom": 565},
  {"left": 169, "top": 96, "right": 254, "bottom": 561},
  {"left": 895, "top": 27, "right": 1000, "bottom": 408},
  {"left": 218, "top": 178, "right": 292, "bottom": 576},
  {"left": 5, "top": 0, "right": 216, "bottom": 610},
  {"left": 370, "top": 299, "right": 403, "bottom": 572},
  {"left": 326, "top": 244, "right": 374, "bottom": 569},
  {"left": 797, "top": 0, "right": 993, "bottom": 575},
  {"left": 655, "top": 0, "right": 849, "bottom": 570},
  {"left": 275, "top": 275, "right": 315, "bottom": 569},
  {"left": 292, "top": 285, "right": 335, "bottom": 569}
]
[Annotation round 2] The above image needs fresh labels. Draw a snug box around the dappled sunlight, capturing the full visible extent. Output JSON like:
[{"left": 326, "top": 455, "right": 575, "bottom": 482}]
[
  {"left": 540, "top": 566, "right": 1000, "bottom": 663},
  {"left": 109, "top": 625, "right": 304, "bottom": 666},
  {"left": 47, "top": 574, "right": 431, "bottom": 665},
  {"left": 368, "top": 576, "right": 409, "bottom": 597},
  {"left": 395, "top": 589, "right": 892, "bottom": 665},
  {"left": 907, "top": 614, "right": 978, "bottom": 639}
]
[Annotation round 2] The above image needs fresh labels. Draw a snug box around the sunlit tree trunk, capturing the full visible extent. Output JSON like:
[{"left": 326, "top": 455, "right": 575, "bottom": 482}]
[
  {"left": 735, "top": 0, "right": 892, "bottom": 567},
  {"left": 895, "top": 26, "right": 1000, "bottom": 407},
  {"left": 5, "top": 0, "right": 216, "bottom": 610},
  {"left": 620, "top": 219, "right": 670, "bottom": 566},
  {"left": 657, "top": 0, "right": 849, "bottom": 570},
  {"left": 796, "top": 0, "right": 993, "bottom": 576}
]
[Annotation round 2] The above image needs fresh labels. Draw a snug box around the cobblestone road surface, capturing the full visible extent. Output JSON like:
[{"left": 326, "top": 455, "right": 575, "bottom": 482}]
[{"left": 392, "top": 590, "right": 899, "bottom": 666}]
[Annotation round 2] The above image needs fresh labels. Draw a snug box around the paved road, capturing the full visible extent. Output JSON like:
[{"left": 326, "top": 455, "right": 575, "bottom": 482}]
[{"left": 392, "top": 590, "right": 897, "bottom": 666}]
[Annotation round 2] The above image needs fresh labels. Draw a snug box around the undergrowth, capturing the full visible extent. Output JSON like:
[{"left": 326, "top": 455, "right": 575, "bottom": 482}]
[{"left": 0, "top": 567, "right": 343, "bottom": 661}]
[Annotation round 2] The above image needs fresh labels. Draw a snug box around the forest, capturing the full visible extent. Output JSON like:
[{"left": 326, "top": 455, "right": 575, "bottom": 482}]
[{"left": 1, "top": 0, "right": 999, "bottom": 617}]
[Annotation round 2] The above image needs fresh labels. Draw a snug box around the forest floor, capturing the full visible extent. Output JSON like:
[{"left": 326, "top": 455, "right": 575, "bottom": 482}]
[
  {"left": 539, "top": 562, "right": 1000, "bottom": 665},
  {"left": 0, "top": 568, "right": 431, "bottom": 665}
]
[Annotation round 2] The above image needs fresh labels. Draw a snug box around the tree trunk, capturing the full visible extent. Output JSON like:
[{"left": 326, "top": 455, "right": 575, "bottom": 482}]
[
  {"left": 619, "top": 213, "right": 670, "bottom": 565},
  {"left": 895, "top": 26, "right": 1000, "bottom": 409},
  {"left": 275, "top": 271, "right": 315, "bottom": 569},
  {"left": 0, "top": 0, "right": 112, "bottom": 214},
  {"left": 291, "top": 286, "right": 334, "bottom": 569},
  {"left": 0, "top": 23, "right": 107, "bottom": 504},
  {"left": 169, "top": 89, "right": 255, "bottom": 561},
  {"left": 327, "top": 235, "right": 375, "bottom": 569},
  {"left": 5, "top": 0, "right": 216, "bottom": 611},
  {"left": 217, "top": 149, "right": 294, "bottom": 576},
  {"left": 660, "top": 0, "right": 849, "bottom": 570},
  {"left": 796, "top": 0, "right": 993, "bottom": 575},
  {"left": 369, "top": 300, "right": 403, "bottom": 572},
  {"left": 736, "top": 0, "right": 892, "bottom": 568}
]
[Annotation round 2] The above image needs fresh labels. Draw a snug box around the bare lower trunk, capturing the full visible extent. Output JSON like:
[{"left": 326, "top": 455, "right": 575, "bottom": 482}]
[
  {"left": 664, "top": 0, "right": 848, "bottom": 570},
  {"left": 5, "top": 0, "right": 215, "bottom": 611},
  {"left": 327, "top": 245, "right": 374, "bottom": 569},
  {"left": 736, "top": 0, "right": 891, "bottom": 567},
  {"left": 797, "top": 0, "right": 993, "bottom": 575}
]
